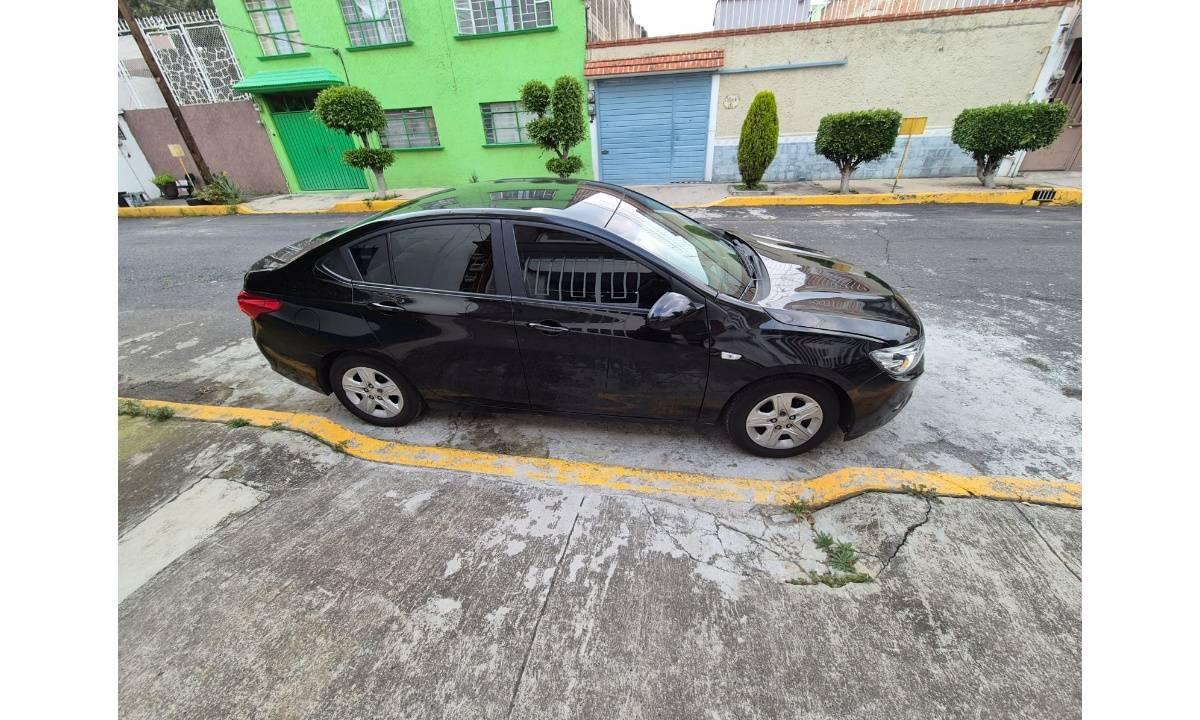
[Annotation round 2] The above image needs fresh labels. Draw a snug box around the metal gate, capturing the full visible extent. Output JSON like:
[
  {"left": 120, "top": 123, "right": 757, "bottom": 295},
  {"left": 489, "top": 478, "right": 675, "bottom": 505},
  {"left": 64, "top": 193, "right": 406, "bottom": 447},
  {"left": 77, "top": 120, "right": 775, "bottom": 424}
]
[
  {"left": 1023, "top": 38, "right": 1082, "bottom": 171},
  {"left": 269, "top": 94, "right": 368, "bottom": 191},
  {"left": 595, "top": 73, "right": 713, "bottom": 184}
]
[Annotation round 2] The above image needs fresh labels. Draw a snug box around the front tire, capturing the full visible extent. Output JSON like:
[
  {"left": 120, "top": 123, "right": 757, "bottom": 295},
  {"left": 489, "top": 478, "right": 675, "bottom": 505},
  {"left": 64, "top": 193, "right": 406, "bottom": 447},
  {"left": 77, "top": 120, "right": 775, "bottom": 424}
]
[
  {"left": 330, "top": 354, "right": 422, "bottom": 427},
  {"left": 725, "top": 377, "right": 839, "bottom": 457}
]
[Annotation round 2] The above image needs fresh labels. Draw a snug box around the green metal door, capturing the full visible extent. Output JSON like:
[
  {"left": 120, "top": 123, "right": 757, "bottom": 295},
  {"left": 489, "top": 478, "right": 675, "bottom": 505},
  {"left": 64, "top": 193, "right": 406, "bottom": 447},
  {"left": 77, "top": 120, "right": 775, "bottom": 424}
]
[{"left": 268, "top": 93, "right": 368, "bottom": 191}]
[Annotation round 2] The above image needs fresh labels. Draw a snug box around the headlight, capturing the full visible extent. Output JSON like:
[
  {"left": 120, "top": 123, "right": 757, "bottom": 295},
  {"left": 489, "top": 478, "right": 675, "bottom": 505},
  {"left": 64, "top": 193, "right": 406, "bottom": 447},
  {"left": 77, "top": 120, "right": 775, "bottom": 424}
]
[{"left": 870, "top": 337, "right": 924, "bottom": 377}]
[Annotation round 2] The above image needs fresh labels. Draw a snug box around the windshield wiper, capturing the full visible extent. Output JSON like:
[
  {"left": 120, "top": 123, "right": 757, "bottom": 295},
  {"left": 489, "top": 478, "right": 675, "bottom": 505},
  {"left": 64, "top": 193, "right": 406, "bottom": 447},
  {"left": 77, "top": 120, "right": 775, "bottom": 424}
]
[{"left": 717, "top": 229, "right": 760, "bottom": 300}]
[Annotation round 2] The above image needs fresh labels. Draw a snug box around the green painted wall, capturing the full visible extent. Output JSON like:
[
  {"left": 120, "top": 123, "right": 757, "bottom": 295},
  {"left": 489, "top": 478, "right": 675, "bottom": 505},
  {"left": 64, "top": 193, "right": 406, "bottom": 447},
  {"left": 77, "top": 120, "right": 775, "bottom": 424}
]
[{"left": 213, "top": 0, "right": 593, "bottom": 192}]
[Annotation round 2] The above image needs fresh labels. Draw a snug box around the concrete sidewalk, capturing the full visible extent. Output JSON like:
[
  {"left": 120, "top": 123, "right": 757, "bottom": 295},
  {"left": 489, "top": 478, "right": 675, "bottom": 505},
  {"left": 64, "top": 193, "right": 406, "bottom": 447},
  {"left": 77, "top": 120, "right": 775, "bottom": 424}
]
[
  {"left": 117, "top": 171, "right": 1081, "bottom": 217},
  {"left": 632, "top": 170, "right": 1082, "bottom": 208},
  {"left": 119, "top": 414, "right": 1081, "bottom": 719}
]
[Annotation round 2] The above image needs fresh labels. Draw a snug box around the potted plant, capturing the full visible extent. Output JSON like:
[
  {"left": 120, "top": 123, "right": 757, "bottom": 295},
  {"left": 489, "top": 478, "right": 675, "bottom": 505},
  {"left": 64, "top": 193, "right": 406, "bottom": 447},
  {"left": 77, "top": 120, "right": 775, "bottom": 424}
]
[{"left": 152, "top": 172, "right": 178, "bottom": 199}]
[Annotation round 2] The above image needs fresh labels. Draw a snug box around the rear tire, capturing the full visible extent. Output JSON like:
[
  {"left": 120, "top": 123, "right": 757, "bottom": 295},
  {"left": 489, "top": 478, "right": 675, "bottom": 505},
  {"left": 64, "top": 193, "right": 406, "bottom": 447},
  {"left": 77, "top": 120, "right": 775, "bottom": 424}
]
[
  {"left": 330, "top": 354, "right": 422, "bottom": 427},
  {"left": 725, "top": 377, "right": 840, "bottom": 457}
]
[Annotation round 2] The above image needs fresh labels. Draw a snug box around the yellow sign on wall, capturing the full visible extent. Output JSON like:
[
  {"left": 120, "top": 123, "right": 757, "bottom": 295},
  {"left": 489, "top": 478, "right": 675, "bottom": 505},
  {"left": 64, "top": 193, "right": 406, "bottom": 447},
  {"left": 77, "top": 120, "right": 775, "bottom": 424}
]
[
  {"left": 167, "top": 143, "right": 185, "bottom": 158},
  {"left": 899, "top": 117, "right": 928, "bottom": 136}
]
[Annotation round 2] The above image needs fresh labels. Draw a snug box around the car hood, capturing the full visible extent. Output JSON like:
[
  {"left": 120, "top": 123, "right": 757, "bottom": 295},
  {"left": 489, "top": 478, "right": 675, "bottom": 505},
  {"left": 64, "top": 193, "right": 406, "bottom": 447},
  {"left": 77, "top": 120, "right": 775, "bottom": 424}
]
[{"left": 739, "top": 233, "right": 921, "bottom": 345}]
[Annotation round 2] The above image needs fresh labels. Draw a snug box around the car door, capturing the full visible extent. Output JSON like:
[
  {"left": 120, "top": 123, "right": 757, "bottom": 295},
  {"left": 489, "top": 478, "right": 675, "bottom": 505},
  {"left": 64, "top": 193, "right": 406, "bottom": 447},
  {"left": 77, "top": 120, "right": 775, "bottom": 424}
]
[
  {"left": 503, "top": 220, "right": 711, "bottom": 420},
  {"left": 340, "top": 219, "right": 528, "bottom": 407}
]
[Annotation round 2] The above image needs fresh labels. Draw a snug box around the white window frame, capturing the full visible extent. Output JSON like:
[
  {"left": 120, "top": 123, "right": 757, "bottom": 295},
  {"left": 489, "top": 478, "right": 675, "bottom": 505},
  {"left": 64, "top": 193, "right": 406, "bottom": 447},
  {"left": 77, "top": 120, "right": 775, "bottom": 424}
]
[
  {"left": 453, "top": 0, "right": 554, "bottom": 35},
  {"left": 339, "top": 0, "right": 408, "bottom": 47}
]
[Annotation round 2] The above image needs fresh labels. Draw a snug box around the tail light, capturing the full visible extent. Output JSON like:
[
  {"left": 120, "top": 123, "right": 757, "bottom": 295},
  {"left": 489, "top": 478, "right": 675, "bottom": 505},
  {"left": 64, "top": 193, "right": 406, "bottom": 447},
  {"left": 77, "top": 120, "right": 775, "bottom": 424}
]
[{"left": 238, "top": 291, "right": 282, "bottom": 319}]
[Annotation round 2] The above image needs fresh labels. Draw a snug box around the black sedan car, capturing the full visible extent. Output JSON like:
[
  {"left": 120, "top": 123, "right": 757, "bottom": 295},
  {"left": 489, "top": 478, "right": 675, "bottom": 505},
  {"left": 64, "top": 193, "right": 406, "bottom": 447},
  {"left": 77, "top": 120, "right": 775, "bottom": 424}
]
[{"left": 239, "top": 179, "right": 923, "bottom": 457}]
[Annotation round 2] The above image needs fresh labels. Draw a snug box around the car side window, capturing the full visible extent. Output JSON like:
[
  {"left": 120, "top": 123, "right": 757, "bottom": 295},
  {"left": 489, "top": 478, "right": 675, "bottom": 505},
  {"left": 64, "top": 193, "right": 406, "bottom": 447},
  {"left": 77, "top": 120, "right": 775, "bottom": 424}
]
[
  {"left": 347, "top": 234, "right": 391, "bottom": 284},
  {"left": 513, "top": 225, "right": 669, "bottom": 309},
  {"left": 388, "top": 223, "right": 496, "bottom": 294}
]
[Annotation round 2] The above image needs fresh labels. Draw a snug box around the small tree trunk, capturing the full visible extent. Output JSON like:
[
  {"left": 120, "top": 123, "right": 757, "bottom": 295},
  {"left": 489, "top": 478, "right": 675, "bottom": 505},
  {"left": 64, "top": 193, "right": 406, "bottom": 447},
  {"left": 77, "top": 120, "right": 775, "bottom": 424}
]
[
  {"left": 373, "top": 169, "right": 387, "bottom": 199},
  {"left": 839, "top": 166, "right": 852, "bottom": 193},
  {"left": 976, "top": 160, "right": 987, "bottom": 185},
  {"left": 981, "top": 169, "right": 996, "bottom": 189}
]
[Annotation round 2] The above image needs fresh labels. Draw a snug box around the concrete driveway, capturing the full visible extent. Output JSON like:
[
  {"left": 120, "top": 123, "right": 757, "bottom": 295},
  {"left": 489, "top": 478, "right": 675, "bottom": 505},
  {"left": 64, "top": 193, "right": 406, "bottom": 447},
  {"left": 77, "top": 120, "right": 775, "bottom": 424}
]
[{"left": 119, "top": 415, "right": 1080, "bottom": 720}]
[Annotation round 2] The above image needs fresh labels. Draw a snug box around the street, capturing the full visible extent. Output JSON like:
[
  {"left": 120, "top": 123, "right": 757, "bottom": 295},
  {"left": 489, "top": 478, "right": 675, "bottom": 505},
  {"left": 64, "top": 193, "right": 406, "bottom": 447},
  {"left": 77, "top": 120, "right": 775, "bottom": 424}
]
[
  {"left": 117, "top": 204, "right": 1082, "bottom": 719},
  {"left": 119, "top": 204, "right": 1082, "bottom": 482}
]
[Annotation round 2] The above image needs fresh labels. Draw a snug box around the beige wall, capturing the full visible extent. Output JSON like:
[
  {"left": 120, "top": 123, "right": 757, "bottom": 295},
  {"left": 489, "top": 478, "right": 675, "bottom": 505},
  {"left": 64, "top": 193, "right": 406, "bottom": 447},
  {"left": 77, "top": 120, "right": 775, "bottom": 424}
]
[{"left": 588, "top": 4, "right": 1066, "bottom": 139}]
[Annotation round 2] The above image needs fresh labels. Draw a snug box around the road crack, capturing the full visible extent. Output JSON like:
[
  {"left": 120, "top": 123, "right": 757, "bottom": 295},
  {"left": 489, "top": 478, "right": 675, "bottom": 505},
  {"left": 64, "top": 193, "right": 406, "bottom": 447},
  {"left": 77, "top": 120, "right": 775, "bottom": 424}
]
[
  {"left": 1011, "top": 502, "right": 1081, "bottom": 582},
  {"left": 504, "top": 496, "right": 585, "bottom": 719},
  {"left": 877, "top": 497, "right": 934, "bottom": 579}
]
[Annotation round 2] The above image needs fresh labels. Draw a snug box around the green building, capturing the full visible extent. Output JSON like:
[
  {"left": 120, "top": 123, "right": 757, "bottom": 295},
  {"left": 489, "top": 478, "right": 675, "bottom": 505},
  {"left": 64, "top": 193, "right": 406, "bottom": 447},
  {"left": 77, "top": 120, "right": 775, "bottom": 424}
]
[{"left": 217, "top": 0, "right": 592, "bottom": 192}]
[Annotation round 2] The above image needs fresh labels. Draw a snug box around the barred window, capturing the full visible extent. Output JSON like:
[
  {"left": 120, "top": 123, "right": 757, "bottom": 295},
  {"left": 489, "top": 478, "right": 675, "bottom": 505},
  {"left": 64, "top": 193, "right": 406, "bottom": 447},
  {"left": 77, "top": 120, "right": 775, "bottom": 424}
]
[
  {"left": 245, "top": 0, "right": 304, "bottom": 56},
  {"left": 340, "top": 0, "right": 408, "bottom": 47},
  {"left": 453, "top": 0, "right": 554, "bottom": 35},
  {"left": 382, "top": 108, "right": 440, "bottom": 149},
  {"left": 481, "top": 102, "right": 535, "bottom": 144}
]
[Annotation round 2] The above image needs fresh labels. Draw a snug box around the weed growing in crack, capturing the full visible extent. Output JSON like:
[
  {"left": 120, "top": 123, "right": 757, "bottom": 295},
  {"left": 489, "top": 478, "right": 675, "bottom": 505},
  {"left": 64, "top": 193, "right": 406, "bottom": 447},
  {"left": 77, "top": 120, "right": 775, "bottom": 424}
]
[
  {"left": 814, "top": 531, "right": 834, "bottom": 550},
  {"left": 331, "top": 439, "right": 350, "bottom": 454},
  {"left": 787, "top": 571, "right": 873, "bottom": 588},
  {"left": 268, "top": 421, "right": 286, "bottom": 431},
  {"left": 783, "top": 498, "right": 815, "bottom": 522},
  {"left": 901, "top": 483, "right": 942, "bottom": 503},
  {"left": 225, "top": 418, "right": 251, "bottom": 428},
  {"left": 827, "top": 542, "right": 859, "bottom": 573}
]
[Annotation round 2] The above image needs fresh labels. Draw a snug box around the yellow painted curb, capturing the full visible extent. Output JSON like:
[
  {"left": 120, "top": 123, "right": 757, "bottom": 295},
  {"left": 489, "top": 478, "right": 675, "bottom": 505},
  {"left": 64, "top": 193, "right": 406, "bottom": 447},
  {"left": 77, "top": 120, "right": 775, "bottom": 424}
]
[
  {"left": 117, "top": 198, "right": 409, "bottom": 218},
  {"left": 327, "top": 198, "right": 408, "bottom": 213},
  {"left": 121, "top": 398, "right": 1081, "bottom": 510},
  {"left": 705, "top": 186, "right": 1081, "bottom": 208},
  {"left": 118, "top": 204, "right": 248, "bottom": 218}
]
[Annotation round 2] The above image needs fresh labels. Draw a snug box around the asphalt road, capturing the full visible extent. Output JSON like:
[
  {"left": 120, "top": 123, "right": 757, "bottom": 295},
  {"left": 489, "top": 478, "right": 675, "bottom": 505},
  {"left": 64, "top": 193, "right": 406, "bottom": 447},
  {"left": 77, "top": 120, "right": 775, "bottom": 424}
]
[{"left": 118, "top": 204, "right": 1082, "bottom": 481}]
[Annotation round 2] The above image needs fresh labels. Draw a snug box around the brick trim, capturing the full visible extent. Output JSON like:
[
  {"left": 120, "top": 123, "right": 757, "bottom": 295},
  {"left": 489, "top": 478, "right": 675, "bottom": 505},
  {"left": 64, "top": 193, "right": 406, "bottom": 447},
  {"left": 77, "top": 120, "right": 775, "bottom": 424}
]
[
  {"left": 586, "top": 0, "right": 1074, "bottom": 50},
  {"left": 585, "top": 50, "right": 724, "bottom": 77}
]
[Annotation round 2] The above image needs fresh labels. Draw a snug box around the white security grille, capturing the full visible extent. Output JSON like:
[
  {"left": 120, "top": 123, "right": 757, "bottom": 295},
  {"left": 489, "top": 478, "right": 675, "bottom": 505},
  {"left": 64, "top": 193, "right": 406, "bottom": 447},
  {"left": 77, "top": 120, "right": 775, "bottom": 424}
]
[
  {"left": 454, "top": 0, "right": 553, "bottom": 35},
  {"left": 118, "top": 9, "right": 247, "bottom": 107}
]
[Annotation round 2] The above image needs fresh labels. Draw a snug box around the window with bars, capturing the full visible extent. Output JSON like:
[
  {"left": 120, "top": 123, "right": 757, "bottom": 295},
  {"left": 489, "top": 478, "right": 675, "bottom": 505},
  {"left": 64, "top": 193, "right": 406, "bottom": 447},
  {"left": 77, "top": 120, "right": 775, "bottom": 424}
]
[
  {"left": 245, "top": 0, "right": 305, "bottom": 56},
  {"left": 481, "top": 102, "right": 536, "bottom": 144},
  {"left": 381, "top": 108, "right": 440, "bottom": 149},
  {"left": 453, "top": 0, "right": 554, "bottom": 35},
  {"left": 340, "top": 0, "right": 408, "bottom": 47}
]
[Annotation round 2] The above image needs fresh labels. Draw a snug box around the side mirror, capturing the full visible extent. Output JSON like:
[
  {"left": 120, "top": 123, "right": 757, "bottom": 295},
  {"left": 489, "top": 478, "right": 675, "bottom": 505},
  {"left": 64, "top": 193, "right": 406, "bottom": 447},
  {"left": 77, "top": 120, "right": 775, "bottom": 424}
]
[{"left": 646, "top": 292, "right": 702, "bottom": 331}]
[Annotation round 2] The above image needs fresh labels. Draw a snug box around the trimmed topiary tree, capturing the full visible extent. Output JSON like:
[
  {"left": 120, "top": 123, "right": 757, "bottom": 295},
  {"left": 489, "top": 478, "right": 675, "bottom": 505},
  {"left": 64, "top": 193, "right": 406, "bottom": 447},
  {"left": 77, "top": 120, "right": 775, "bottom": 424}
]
[
  {"left": 519, "top": 76, "right": 587, "bottom": 178},
  {"left": 313, "top": 85, "right": 394, "bottom": 198},
  {"left": 737, "top": 91, "right": 779, "bottom": 190},
  {"left": 951, "top": 102, "right": 1070, "bottom": 188},
  {"left": 815, "top": 109, "right": 902, "bottom": 193}
]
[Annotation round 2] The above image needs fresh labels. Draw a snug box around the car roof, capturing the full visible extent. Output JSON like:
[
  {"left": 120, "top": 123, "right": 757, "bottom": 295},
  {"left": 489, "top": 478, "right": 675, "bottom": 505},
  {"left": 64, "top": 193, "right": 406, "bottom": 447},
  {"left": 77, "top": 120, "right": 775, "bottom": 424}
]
[{"left": 365, "top": 178, "right": 637, "bottom": 231}]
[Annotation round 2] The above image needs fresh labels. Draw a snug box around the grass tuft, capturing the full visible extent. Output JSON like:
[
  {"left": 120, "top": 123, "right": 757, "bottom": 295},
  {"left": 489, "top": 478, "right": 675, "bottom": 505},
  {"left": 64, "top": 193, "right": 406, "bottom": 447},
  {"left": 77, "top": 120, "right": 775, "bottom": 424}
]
[
  {"left": 118, "top": 399, "right": 145, "bottom": 417},
  {"left": 813, "top": 531, "right": 834, "bottom": 550},
  {"left": 146, "top": 406, "right": 174, "bottom": 421},
  {"left": 268, "top": 421, "right": 286, "bottom": 431},
  {"left": 225, "top": 417, "right": 251, "bottom": 428}
]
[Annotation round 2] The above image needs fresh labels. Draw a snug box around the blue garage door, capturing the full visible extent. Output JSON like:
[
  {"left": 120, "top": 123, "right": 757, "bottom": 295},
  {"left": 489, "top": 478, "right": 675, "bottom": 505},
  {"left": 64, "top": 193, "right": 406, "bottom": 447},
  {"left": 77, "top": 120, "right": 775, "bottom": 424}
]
[{"left": 596, "top": 73, "right": 713, "bottom": 185}]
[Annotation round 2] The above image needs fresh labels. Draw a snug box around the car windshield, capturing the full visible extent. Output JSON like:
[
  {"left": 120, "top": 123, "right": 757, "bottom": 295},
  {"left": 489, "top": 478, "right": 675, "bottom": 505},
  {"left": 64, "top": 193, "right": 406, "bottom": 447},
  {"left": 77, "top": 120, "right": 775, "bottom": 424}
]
[{"left": 604, "top": 193, "right": 752, "bottom": 296}]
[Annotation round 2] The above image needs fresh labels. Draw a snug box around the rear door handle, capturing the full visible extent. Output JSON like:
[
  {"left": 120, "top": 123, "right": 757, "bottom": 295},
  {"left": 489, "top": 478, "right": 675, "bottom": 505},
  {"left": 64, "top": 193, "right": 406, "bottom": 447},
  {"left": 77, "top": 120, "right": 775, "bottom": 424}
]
[
  {"left": 370, "top": 300, "right": 408, "bottom": 313},
  {"left": 528, "top": 321, "right": 568, "bottom": 335}
]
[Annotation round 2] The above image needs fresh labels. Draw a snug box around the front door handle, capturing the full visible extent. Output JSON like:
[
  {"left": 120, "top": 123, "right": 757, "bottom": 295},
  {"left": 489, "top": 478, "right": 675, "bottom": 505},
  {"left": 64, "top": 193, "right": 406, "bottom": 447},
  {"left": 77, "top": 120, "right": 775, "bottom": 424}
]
[
  {"left": 370, "top": 300, "right": 408, "bottom": 313},
  {"left": 528, "top": 321, "right": 568, "bottom": 335}
]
